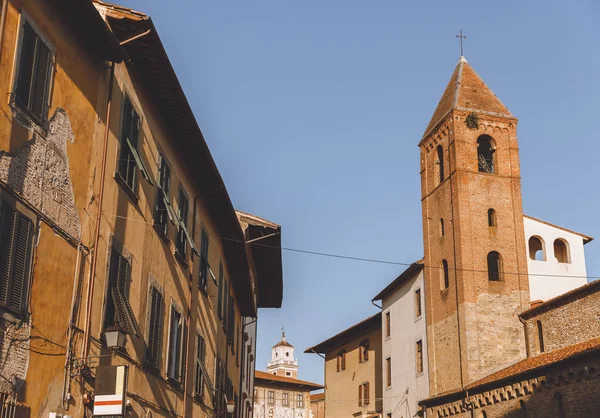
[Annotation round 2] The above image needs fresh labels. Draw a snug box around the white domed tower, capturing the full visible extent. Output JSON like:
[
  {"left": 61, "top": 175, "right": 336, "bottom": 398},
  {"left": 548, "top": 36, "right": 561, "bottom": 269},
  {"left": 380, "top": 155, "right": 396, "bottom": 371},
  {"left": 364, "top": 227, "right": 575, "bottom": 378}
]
[{"left": 267, "top": 330, "right": 299, "bottom": 378}]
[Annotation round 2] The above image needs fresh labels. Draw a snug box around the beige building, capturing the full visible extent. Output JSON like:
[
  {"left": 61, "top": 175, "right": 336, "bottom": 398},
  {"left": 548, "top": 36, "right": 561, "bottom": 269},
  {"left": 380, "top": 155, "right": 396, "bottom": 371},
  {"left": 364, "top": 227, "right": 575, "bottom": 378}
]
[
  {"left": 305, "top": 314, "right": 382, "bottom": 418},
  {"left": 310, "top": 392, "right": 325, "bottom": 418}
]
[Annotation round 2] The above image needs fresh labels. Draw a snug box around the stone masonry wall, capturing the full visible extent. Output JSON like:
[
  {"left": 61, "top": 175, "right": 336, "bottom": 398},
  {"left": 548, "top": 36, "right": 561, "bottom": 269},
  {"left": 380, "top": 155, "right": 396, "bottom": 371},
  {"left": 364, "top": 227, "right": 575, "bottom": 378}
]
[{"left": 524, "top": 290, "right": 600, "bottom": 357}]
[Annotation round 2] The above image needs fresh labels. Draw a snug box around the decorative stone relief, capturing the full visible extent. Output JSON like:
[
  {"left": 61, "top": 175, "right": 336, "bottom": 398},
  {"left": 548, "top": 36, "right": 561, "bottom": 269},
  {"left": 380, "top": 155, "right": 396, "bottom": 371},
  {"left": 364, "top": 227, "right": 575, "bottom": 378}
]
[{"left": 0, "top": 107, "right": 81, "bottom": 239}]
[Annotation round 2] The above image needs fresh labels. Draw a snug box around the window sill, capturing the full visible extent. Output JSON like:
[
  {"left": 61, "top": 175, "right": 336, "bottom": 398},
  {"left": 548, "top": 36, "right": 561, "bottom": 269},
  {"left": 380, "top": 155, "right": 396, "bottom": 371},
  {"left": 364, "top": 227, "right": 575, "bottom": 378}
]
[
  {"left": 174, "top": 249, "right": 188, "bottom": 269},
  {"left": 193, "top": 393, "right": 206, "bottom": 405},
  {"left": 142, "top": 361, "right": 162, "bottom": 378},
  {"left": 166, "top": 376, "right": 183, "bottom": 391},
  {"left": 114, "top": 172, "right": 139, "bottom": 204},
  {"left": 0, "top": 308, "right": 26, "bottom": 325}
]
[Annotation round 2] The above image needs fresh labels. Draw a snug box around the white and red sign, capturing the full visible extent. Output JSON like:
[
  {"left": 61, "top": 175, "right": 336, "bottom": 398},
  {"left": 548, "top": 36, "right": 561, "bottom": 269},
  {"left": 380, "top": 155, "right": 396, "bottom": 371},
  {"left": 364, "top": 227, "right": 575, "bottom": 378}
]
[{"left": 93, "top": 394, "right": 124, "bottom": 416}]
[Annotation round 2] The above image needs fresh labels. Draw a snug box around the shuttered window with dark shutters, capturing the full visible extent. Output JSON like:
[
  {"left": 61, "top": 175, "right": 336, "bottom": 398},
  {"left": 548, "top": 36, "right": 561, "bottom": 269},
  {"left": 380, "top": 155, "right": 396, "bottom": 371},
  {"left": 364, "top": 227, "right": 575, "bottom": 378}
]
[
  {"left": 153, "top": 155, "right": 171, "bottom": 237},
  {"left": 198, "top": 229, "right": 209, "bottom": 291},
  {"left": 227, "top": 294, "right": 235, "bottom": 345},
  {"left": 146, "top": 285, "right": 163, "bottom": 367},
  {"left": 103, "top": 246, "right": 139, "bottom": 336},
  {"left": 217, "top": 261, "right": 223, "bottom": 319},
  {"left": 194, "top": 334, "right": 205, "bottom": 397},
  {"left": 175, "top": 188, "right": 189, "bottom": 259},
  {"left": 0, "top": 200, "right": 34, "bottom": 314},
  {"left": 118, "top": 98, "right": 141, "bottom": 191},
  {"left": 15, "top": 21, "right": 53, "bottom": 124},
  {"left": 167, "top": 305, "right": 186, "bottom": 382}
]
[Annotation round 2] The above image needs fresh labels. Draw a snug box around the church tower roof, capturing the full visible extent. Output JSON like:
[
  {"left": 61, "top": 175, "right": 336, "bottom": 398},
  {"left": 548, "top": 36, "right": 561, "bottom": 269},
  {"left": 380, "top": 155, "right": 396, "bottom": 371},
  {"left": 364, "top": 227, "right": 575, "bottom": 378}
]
[
  {"left": 273, "top": 330, "right": 294, "bottom": 348},
  {"left": 423, "top": 56, "right": 514, "bottom": 139}
]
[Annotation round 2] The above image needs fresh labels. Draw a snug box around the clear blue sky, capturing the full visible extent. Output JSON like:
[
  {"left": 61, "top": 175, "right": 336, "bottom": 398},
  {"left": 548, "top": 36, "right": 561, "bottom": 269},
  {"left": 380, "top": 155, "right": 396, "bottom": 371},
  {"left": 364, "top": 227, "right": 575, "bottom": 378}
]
[{"left": 121, "top": 0, "right": 600, "bottom": 385}]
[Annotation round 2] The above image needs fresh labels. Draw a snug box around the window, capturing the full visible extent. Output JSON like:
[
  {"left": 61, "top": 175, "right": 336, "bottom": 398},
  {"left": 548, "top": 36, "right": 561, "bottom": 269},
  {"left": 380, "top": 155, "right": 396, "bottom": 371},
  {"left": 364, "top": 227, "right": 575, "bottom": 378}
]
[
  {"left": 488, "top": 208, "right": 497, "bottom": 227},
  {"left": 436, "top": 145, "right": 444, "bottom": 184},
  {"left": 386, "top": 357, "right": 391, "bottom": 388},
  {"left": 336, "top": 350, "right": 346, "bottom": 372},
  {"left": 198, "top": 229, "right": 210, "bottom": 291},
  {"left": 268, "top": 391, "right": 274, "bottom": 405},
  {"left": 153, "top": 154, "right": 173, "bottom": 236},
  {"left": 222, "top": 281, "right": 229, "bottom": 331},
  {"left": 552, "top": 393, "right": 565, "bottom": 418},
  {"left": 0, "top": 198, "right": 35, "bottom": 315},
  {"left": 118, "top": 97, "right": 152, "bottom": 191},
  {"left": 440, "top": 218, "right": 445, "bottom": 237},
  {"left": 358, "top": 382, "right": 369, "bottom": 407},
  {"left": 385, "top": 311, "right": 391, "bottom": 338},
  {"left": 103, "top": 245, "right": 139, "bottom": 335},
  {"left": 146, "top": 285, "right": 164, "bottom": 367},
  {"left": 477, "top": 135, "right": 495, "bottom": 174},
  {"left": 528, "top": 236, "right": 545, "bottom": 261},
  {"left": 167, "top": 305, "right": 184, "bottom": 381},
  {"left": 194, "top": 334, "right": 206, "bottom": 397},
  {"left": 487, "top": 251, "right": 502, "bottom": 282},
  {"left": 553, "top": 239, "right": 570, "bottom": 263},
  {"left": 359, "top": 339, "right": 369, "bottom": 363},
  {"left": 217, "top": 261, "right": 224, "bottom": 317},
  {"left": 441, "top": 259, "right": 450, "bottom": 289},
  {"left": 175, "top": 187, "right": 189, "bottom": 259},
  {"left": 537, "top": 320, "right": 545, "bottom": 353},
  {"left": 227, "top": 293, "right": 235, "bottom": 346},
  {"left": 254, "top": 389, "right": 258, "bottom": 402},
  {"left": 415, "top": 288, "right": 422, "bottom": 318},
  {"left": 283, "top": 392, "right": 289, "bottom": 407},
  {"left": 286, "top": 371, "right": 290, "bottom": 376},
  {"left": 416, "top": 340, "right": 423, "bottom": 374},
  {"left": 14, "top": 20, "right": 53, "bottom": 124},
  {"left": 296, "top": 394, "right": 304, "bottom": 408}
]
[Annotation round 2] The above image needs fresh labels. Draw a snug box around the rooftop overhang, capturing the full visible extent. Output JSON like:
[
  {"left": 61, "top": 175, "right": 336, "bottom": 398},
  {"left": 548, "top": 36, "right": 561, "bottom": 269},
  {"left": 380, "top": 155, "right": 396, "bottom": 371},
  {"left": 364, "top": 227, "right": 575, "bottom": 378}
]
[
  {"left": 237, "top": 211, "right": 283, "bottom": 309},
  {"left": 304, "top": 313, "right": 381, "bottom": 355},
  {"left": 98, "top": 3, "right": 256, "bottom": 316},
  {"left": 50, "top": 0, "right": 125, "bottom": 63}
]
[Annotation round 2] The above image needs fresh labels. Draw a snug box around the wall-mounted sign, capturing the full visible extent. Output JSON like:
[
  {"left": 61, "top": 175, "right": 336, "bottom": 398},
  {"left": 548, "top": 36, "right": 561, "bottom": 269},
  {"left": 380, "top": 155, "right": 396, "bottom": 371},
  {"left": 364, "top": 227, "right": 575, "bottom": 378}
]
[{"left": 93, "top": 365, "right": 128, "bottom": 416}]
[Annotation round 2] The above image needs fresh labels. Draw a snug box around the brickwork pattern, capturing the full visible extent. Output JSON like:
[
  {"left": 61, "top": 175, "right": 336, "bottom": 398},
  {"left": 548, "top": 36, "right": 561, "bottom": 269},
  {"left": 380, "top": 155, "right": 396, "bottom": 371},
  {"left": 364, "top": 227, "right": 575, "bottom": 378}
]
[
  {"left": 523, "top": 288, "right": 600, "bottom": 357},
  {"left": 0, "top": 319, "right": 30, "bottom": 393},
  {"left": 0, "top": 107, "right": 80, "bottom": 239},
  {"left": 423, "top": 353, "right": 600, "bottom": 418}
]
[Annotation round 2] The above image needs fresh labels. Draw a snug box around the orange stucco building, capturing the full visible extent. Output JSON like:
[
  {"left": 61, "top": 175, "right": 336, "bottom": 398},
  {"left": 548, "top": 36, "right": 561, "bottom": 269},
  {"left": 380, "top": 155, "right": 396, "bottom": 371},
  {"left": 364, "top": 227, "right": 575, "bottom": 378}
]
[{"left": 0, "top": 1, "right": 282, "bottom": 417}]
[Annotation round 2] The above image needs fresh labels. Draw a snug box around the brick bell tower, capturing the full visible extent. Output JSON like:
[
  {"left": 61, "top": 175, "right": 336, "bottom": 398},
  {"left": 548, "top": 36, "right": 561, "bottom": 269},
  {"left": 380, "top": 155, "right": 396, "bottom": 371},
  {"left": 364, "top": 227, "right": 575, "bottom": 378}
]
[{"left": 420, "top": 56, "right": 530, "bottom": 395}]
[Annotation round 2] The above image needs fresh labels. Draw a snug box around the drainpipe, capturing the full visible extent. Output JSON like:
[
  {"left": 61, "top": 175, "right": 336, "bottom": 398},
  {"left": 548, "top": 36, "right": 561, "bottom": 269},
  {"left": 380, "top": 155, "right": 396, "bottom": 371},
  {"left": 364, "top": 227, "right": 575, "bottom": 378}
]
[
  {"left": 371, "top": 300, "right": 382, "bottom": 310},
  {"left": 82, "top": 62, "right": 115, "bottom": 358},
  {"left": 0, "top": 0, "right": 8, "bottom": 63}
]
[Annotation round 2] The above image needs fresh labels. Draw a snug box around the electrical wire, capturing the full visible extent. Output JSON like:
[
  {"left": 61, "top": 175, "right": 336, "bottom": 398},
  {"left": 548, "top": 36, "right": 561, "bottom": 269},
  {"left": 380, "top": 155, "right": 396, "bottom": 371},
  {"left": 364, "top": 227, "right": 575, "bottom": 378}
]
[{"left": 86, "top": 208, "right": 600, "bottom": 281}]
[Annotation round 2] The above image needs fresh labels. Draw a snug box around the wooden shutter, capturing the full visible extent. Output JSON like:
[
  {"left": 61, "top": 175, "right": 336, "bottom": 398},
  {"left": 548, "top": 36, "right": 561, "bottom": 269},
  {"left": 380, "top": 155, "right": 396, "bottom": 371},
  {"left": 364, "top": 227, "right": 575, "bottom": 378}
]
[
  {"left": 108, "top": 248, "right": 139, "bottom": 335},
  {"left": 365, "top": 382, "right": 370, "bottom": 405},
  {"left": 227, "top": 294, "right": 234, "bottom": 344},
  {"left": 217, "top": 262, "right": 223, "bottom": 318},
  {"left": 30, "top": 38, "right": 51, "bottom": 122},
  {"left": 358, "top": 385, "right": 362, "bottom": 407},
  {"left": 147, "top": 286, "right": 163, "bottom": 365},
  {"left": 15, "top": 23, "right": 36, "bottom": 109},
  {"left": 0, "top": 204, "right": 17, "bottom": 307}
]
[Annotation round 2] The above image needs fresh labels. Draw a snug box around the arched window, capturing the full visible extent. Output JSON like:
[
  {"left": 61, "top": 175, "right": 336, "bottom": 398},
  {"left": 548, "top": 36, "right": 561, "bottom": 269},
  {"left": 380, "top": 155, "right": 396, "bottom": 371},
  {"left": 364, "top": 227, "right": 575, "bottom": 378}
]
[
  {"left": 336, "top": 350, "right": 346, "bottom": 372},
  {"left": 477, "top": 135, "right": 496, "bottom": 174},
  {"left": 359, "top": 339, "right": 369, "bottom": 363},
  {"left": 488, "top": 208, "right": 497, "bottom": 227},
  {"left": 436, "top": 145, "right": 445, "bottom": 184},
  {"left": 552, "top": 393, "right": 565, "bottom": 418},
  {"left": 440, "top": 218, "right": 445, "bottom": 237},
  {"left": 487, "top": 251, "right": 502, "bottom": 282},
  {"left": 441, "top": 259, "right": 450, "bottom": 290},
  {"left": 553, "top": 239, "right": 570, "bottom": 263},
  {"left": 528, "top": 236, "right": 545, "bottom": 261}
]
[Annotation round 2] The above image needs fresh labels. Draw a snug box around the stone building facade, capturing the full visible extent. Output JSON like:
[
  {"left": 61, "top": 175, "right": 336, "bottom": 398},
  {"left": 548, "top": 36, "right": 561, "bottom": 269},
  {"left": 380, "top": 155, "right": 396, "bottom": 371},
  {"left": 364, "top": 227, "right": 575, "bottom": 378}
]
[
  {"left": 0, "top": 1, "right": 284, "bottom": 418},
  {"left": 305, "top": 314, "right": 382, "bottom": 418},
  {"left": 310, "top": 392, "right": 324, "bottom": 418}
]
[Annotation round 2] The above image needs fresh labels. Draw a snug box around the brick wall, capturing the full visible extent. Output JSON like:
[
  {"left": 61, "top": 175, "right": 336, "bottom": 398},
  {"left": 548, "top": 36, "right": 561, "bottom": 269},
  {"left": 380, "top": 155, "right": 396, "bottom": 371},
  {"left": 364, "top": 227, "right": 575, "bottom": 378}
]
[{"left": 423, "top": 351, "right": 600, "bottom": 418}]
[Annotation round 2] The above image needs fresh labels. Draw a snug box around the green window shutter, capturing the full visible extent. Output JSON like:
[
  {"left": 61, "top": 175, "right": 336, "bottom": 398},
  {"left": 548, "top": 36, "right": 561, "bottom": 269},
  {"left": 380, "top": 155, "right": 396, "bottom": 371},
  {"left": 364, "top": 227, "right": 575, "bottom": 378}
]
[
  {"left": 30, "top": 38, "right": 51, "bottom": 122},
  {"left": 15, "top": 22, "right": 36, "bottom": 109},
  {"left": 0, "top": 204, "right": 17, "bottom": 306},
  {"left": 126, "top": 137, "right": 153, "bottom": 185},
  {"left": 108, "top": 247, "right": 139, "bottom": 336},
  {"left": 147, "top": 286, "right": 163, "bottom": 366},
  {"left": 217, "top": 262, "right": 223, "bottom": 318},
  {"left": 9, "top": 214, "right": 33, "bottom": 311},
  {"left": 227, "top": 295, "right": 234, "bottom": 344}
]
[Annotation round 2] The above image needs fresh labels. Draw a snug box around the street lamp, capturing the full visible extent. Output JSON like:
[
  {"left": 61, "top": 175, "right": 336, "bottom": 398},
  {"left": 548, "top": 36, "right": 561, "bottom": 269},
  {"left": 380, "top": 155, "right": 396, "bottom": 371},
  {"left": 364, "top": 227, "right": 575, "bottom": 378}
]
[
  {"left": 103, "top": 326, "right": 127, "bottom": 348},
  {"left": 226, "top": 400, "right": 235, "bottom": 415}
]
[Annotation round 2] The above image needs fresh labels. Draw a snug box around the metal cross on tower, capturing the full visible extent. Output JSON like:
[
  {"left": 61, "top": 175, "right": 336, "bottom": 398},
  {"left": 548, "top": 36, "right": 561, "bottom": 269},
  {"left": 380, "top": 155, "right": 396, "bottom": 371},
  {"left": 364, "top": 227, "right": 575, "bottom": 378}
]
[{"left": 456, "top": 29, "right": 467, "bottom": 56}]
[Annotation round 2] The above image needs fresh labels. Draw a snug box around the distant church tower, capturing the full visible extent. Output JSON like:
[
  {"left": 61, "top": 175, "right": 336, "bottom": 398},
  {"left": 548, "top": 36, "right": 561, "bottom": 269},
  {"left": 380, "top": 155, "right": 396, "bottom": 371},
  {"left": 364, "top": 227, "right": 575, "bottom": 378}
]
[
  {"left": 267, "top": 330, "right": 299, "bottom": 378},
  {"left": 420, "top": 56, "right": 530, "bottom": 395}
]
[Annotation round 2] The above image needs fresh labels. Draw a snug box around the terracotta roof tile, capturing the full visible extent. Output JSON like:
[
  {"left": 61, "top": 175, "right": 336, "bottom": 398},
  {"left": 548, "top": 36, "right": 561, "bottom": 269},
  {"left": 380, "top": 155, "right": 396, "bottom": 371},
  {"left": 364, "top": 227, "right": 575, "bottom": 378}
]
[
  {"left": 310, "top": 392, "right": 325, "bottom": 402},
  {"left": 422, "top": 336, "right": 600, "bottom": 404},
  {"left": 304, "top": 313, "right": 381, "bottom": 354},
  {"left": 255, "top": 371, "right": 323, "bottom": 390}
]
